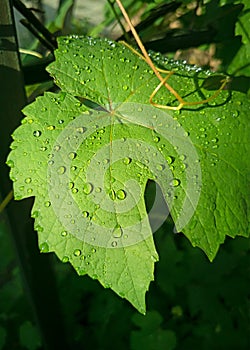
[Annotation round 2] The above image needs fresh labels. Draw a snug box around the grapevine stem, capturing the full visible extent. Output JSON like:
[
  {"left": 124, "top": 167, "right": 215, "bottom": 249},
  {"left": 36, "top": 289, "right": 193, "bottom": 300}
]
[{"left": 0, "top": 190, "right": 13, "bottom": 213}]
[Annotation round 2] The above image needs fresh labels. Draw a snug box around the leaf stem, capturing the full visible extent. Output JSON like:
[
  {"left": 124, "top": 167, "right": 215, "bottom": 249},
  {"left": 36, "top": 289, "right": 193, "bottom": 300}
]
[
  {"left": 0, "top": 190, "right": 13, "bottom": 213},
  {"left": 19, "top": 48, "right": 43, "bottom": 58},
  {"left": 108, "top": 0, "right": 131, "bottom": 43},
  {"left": 115, "top": 0, "right": 184, "bottom": 105}
]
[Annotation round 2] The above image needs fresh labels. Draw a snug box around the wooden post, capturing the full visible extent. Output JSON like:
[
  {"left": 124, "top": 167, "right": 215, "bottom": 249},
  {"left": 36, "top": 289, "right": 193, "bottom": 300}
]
[{"left": 0, "top": 1, "right": 70, "bottom": 349}]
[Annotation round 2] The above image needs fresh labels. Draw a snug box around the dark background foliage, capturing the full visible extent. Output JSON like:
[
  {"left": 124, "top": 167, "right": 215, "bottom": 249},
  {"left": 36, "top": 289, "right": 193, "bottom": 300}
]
[{"left": 0, "top": 0, "right": 249, "bottom": 349}]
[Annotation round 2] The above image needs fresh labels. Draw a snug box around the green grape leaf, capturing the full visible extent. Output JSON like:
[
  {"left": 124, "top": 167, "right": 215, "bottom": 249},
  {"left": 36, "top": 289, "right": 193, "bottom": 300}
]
[{"left": 7, "top": 36, "right": 249, "bottom": 313}]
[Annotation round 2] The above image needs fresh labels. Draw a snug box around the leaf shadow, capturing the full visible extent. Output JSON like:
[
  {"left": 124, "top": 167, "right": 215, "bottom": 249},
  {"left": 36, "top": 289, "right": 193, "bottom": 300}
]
[{"left": 180, "top": 71, "right": 250, "bottom": 112}]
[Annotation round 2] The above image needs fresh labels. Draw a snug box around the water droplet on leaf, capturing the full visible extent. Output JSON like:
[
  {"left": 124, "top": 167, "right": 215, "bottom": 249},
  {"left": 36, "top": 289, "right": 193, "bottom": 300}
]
[
  {"left": 113, "top": 226, "right": 123, "bottom": 238},
  {"left": 68, "top": 182, "right": 74, "bottom": 189},
  {"left": 166, "top": 156, "right": 174, "bottom": 164},
  {"left": 32, "top": 210, "right": 39, "bottom": 218},
  {"left": 6, "top": 160, "right": 14, "bottom": 168},
  {"left": 62, "top": 256, "right": 69, "bottom": 263},
  {"left": 54, "top": 145, "right": 61, "bottom": 151},
  {"left": 40, "top": 242, "right": 49, "bottom": 253},
  {"left": 76, "top": 127, "right": 86, "bottom": 133},
  {"left": 109, "top": 189, "right": 116, "bottom": 200},
  {"left": 57, "top": 166, "right": 66, "bottom": 174},
  {"left": 33, "top": 130, "right": 42, "bottom": 137},
  {"left": 116, "top": 189, "right": 126, "bottom": 200},
  {"left": 123, "top": 157, "right": 131, "bottom": 165},
  {"left": 83, "top": 182, "right": 93, "bottom": 195},
  {"left": 68, "top": 152, "right": 77, "bottom": 160},
  {"left": 156, "top": 164, "right": 164, "bottom": 171},
  {"left": 171, "top": 178, "right": 181, "bottom": 187},
  {"left": 74, "top": 249, "right": 81, "bottom": 257}
]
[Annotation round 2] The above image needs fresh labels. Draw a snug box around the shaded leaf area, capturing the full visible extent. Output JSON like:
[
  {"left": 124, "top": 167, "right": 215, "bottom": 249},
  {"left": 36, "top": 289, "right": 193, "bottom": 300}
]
[{"left": 7, "top": 36, "right": 249, "bottom": 312}]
